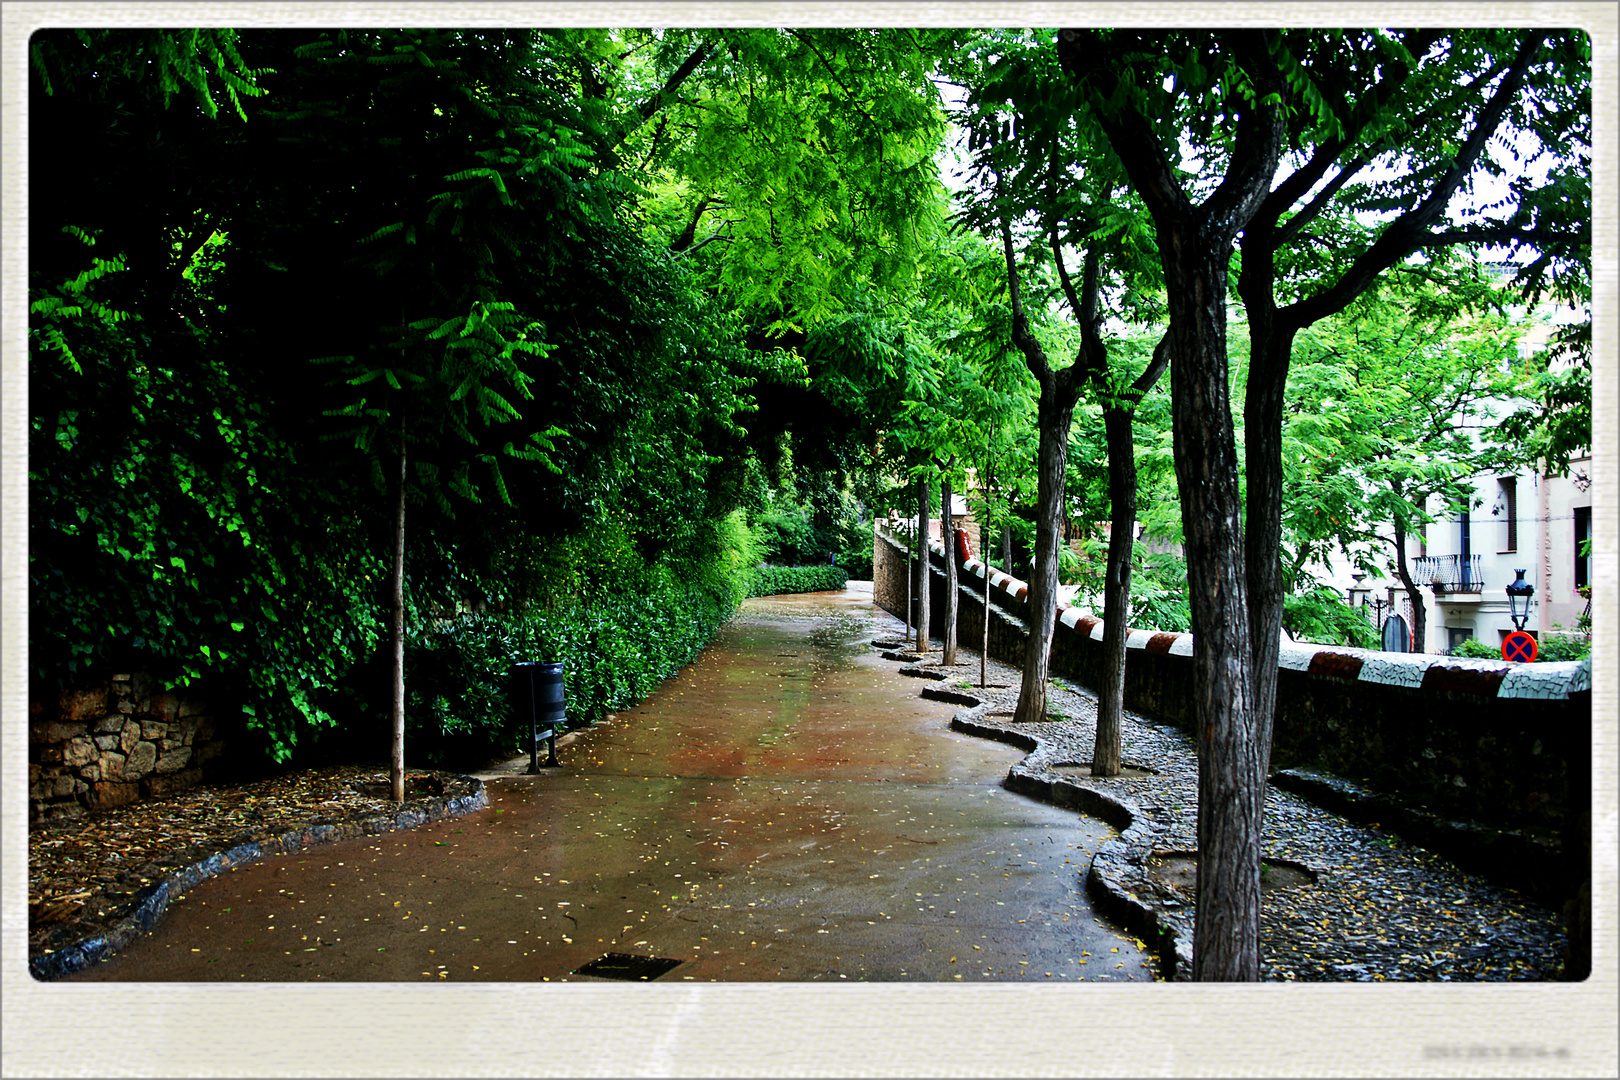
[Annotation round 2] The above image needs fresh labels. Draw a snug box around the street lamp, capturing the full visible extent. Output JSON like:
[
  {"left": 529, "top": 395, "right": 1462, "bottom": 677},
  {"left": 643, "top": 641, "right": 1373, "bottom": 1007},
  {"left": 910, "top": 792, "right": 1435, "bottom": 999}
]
[{"left": 1505, "top": 568, "right": 1535, "bottom": 631}]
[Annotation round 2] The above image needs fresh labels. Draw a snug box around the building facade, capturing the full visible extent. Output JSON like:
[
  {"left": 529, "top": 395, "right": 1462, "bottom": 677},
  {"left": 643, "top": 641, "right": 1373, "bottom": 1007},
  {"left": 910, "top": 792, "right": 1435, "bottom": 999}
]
[{"left": 1407, "top": 454, "right": 1593, "bottom": 653}]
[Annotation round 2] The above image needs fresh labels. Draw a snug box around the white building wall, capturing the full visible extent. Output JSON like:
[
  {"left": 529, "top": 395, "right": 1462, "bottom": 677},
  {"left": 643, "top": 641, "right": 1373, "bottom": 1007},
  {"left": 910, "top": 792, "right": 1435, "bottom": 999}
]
[{"left": 1422, "top": 454, "right": 1592, "bottom": 653}]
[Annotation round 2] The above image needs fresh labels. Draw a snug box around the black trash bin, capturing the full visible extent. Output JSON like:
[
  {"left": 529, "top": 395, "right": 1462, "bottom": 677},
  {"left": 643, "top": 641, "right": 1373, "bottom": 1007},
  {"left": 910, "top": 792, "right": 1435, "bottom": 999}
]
[{"left": 513, "top": 661, "right": 565, "bottom": 772}]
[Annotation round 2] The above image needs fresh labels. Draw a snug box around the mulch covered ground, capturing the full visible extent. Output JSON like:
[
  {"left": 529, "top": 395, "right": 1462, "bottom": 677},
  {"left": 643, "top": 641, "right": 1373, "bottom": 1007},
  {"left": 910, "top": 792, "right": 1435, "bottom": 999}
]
[{"left": 27, "top": 765, "right": 453, "bottom": 960}]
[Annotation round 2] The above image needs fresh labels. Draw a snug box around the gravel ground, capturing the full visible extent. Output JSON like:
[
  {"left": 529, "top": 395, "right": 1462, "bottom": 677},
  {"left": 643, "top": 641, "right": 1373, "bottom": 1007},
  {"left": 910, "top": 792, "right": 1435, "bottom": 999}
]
[{"left": 871, "top": 616, "right": 1569, "bottom": 982}]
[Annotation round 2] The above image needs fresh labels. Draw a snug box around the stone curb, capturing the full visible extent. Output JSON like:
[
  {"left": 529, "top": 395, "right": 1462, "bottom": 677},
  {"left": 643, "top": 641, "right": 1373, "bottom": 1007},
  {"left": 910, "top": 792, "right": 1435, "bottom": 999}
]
[
  {"left": 948, "top": 702, "right": 1195, "bottom": 980},
  {"left": 920, "top": 686, "right": 984, "bottom": 708},
  {"left": 29, "top": 774, "right": 489, "bottom": 981}
]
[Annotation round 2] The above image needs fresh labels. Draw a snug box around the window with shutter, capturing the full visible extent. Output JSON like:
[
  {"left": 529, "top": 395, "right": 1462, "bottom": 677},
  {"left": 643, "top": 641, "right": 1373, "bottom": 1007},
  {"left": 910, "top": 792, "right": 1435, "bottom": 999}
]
[
  {"left": 1498, "top": 477, "right": 1517, "bottom": 553},
  {"left": 1575, "top": 505, "right": 1591, "bottom": 590}
]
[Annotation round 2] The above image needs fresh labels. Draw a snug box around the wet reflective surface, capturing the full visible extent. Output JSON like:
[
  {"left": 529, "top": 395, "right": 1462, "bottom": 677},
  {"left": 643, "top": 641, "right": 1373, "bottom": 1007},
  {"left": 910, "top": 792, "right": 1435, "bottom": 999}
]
[{"left": 73, "top": 589, "right": 1151, "bottom": 982}]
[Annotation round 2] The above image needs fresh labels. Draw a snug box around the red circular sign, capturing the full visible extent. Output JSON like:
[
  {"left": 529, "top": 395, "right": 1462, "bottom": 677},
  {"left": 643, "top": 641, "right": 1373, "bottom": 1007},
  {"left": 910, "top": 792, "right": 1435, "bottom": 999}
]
[{"left": 1502, "top": 631, "right": 1538, "bottom": 663}]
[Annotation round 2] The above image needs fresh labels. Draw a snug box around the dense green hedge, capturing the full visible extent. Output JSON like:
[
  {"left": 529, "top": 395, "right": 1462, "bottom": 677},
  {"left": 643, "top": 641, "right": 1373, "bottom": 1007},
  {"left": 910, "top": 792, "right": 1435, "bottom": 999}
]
[
  {"left": 400, "top": 558, "right": 853, "bottom": 765},
  {"left": 746, "top": 564, "right": 850, "bottom": 597},
  {"left": 402, "top": 577, "right": 736, "bottom": 764}
]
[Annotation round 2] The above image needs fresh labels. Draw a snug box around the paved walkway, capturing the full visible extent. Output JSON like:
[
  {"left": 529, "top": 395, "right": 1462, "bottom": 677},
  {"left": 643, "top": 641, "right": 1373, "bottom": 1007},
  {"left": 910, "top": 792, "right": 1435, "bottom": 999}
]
[
  {"left": 49, "top": 585, "right": 1567, "bottom": 983},
  {"left": 67, "top": 589, "right": 1152, "bottom": 982}
]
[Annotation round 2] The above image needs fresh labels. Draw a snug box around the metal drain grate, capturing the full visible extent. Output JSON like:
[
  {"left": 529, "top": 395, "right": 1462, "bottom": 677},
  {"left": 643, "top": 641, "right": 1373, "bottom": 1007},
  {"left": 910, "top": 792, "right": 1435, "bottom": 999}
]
[{"left": 571, "top": 953, "right": 684, "bottom": 981}]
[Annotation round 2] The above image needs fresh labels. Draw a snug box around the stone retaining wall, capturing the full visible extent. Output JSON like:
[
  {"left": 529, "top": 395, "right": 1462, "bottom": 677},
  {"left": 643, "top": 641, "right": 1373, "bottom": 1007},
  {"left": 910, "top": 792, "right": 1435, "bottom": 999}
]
[
  {"left": 871, "top": 525, "right": 915, "bottom": 624},
  {"left": 873, "top": 530, "right": 1592, "bottom": 836},
  {"left": 29, "top": 673, "right": 230, "bottom": 823}
]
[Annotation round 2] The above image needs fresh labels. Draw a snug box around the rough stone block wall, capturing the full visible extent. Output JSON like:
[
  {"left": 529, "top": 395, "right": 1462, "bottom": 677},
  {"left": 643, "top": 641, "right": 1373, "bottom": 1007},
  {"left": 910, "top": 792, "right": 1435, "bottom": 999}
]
[
  {"left": 875, "top": 531, "right": 1032, "bottom": 659},
  {"left": 950, "top": 573, "right": 1030, "bottom": 667},
  {"left": 872, "top": 530, "right": 1590, "bottom": 835},
  {"left": 29, "top": 673, "right": 228, "bottom": 823},
  {"left": 872, "top": 528, "right": 914, "bottom": 624},
  {"left": 1263, "top": 657, "right": 1587, "bottom": 833}
]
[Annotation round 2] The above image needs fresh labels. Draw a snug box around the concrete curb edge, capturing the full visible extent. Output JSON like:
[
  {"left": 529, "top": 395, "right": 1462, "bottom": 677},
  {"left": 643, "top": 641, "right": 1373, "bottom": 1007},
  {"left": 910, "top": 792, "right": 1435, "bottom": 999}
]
[{"left": 947, "top": 702, "right": 1195, "bottom": 981}]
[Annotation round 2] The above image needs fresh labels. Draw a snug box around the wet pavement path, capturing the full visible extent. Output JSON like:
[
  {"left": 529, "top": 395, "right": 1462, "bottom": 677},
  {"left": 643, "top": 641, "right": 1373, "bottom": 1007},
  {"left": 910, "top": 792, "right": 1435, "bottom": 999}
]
[{"left": 72, "top": 589, "right": 1151, "bottom": 983}]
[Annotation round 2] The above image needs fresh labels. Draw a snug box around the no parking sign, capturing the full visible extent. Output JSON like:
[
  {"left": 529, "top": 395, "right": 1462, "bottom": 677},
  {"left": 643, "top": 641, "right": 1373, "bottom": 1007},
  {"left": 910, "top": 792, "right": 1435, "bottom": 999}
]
[{"left": 1502, "top": 630, "right": 1538, "bottom": 663}]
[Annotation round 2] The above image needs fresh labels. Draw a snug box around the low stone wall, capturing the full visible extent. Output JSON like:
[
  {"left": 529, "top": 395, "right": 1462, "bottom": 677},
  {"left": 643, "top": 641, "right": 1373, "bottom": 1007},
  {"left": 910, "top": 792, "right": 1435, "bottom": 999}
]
[
  {"left": 871, "top": 526, "right": 915, "bottom": 624},
  {"left": 29, "top": 673, "right": 230, "bottom": 823},
  {"left": 873, "top": 530, "right": 1592, "bottom": 837}
]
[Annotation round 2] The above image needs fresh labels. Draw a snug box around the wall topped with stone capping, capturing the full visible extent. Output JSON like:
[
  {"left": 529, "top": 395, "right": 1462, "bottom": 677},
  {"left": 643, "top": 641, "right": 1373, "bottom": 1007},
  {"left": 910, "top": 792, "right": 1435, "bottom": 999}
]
[
  {"left": 29, "top": 673, "right": 230, "bottom": 823},
  {"left": 873, "top": 530, "right": 1591, "bottom": 835}
]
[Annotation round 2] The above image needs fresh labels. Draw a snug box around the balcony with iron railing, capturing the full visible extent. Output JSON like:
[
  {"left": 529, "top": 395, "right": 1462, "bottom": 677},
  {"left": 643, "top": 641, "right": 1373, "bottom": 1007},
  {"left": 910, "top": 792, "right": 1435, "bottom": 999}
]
[{"left": 1412, "top": 554, "right": 1485, "bottom": 596}]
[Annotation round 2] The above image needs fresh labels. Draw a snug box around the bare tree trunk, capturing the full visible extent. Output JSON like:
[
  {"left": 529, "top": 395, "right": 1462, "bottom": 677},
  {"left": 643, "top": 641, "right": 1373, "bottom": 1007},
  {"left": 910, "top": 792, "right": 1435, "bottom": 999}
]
[
  {"left": 982, "top": 468, "right": 992, "bottom": 689},
  {"left": 903, "top": 519, "right": 913, "bottom": 640},
  {"left": 1000, "top": 524, "right": 1011, "bottom": 573},
  {"left": 389, "top": 427, "right": 407, "bottom": 805},
  {"left": 1011, "top": 385, "right": 1077, "bottom": 725},
  {"left": 1237, "top": 283, "right": 1297, "bottom": 781},
  {"left": 1050, "top": 239, "right": 1171, "bottom": 780},
  {"left": 998, "top": 217, "right": 1084, "bottom": 729},
  {"left": 1170, "top": 257, "right": 1265, "bottom": 982},
  {"left": 914, "top": 476, "right": 930, "bottom": 654},
  {"left": 1091, "top": 406, "right": 1137, "bottom": 776},
  {"left": 942, "top": 473, "right": 958, "bottom": 665},
  {"left": 1393, "top": 517, "right": 1429, "bottom": 653}
]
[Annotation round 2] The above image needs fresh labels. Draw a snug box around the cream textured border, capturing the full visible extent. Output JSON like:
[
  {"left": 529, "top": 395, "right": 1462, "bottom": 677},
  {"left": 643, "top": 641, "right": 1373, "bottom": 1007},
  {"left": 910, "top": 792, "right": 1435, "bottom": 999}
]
[{"left": 3, "top": 5, "right": 1615, "bottom": 1077}]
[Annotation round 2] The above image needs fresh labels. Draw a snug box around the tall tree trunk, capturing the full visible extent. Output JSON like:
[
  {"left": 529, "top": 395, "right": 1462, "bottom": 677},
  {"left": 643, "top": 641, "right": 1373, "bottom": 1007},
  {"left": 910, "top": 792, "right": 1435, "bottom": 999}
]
[
  {"left": 1091, "top": 405, "right": 1137, "bottom": 776},
  {"left": 1393, "top": 516, "right": 1429, "bottom": 653},
  {"left": 1070, "top": 26, "right": 1284, "bottom": 981},
  {"left": 389, "top": 429, "right": 407, "bottom": 805},
  {"left": 1238, "top": 268, "right": 1298, "bottom": 782},
  {"left": 915, "top": 476, "right": 930, "bottom": 654},
  {"left": 942, "top": 473, "right": 958, "bottom": 665},
  {"left": 1011, "top": 383, "right": 1078, "bottom": 725},
  {"left": 981, "top": 468, "right": 992, "bottom": 689},
  {"left": 1169, "top": 250, "right": 1264, "bottom": 982},
  {"left": 1000, "top": 525, "right": 1011, "bottom": 574}
]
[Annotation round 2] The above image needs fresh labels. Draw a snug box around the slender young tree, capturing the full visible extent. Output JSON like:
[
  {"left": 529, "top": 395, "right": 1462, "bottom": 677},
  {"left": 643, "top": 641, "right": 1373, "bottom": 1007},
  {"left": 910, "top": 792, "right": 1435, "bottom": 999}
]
[
  {"left": 981, "top": 464, "right": 993, "bottom": 687},
  {"left": 993, "top": 213, "right": 1086, "bottom": 725},
  {"left": 388, "top": 413, "right": 407, "bottom": 800},
  {"left": 1085, "top": 336, "right": 1169, "bottom": 774},
  {"left": 915, "top": 473, "right": 931, "bottom": 653},
  {"left": 941, "top": 471, "right": 959, "bottom": 665},
  {"left": 948, "top": 31, "right": 1173, "bottom": 750}
]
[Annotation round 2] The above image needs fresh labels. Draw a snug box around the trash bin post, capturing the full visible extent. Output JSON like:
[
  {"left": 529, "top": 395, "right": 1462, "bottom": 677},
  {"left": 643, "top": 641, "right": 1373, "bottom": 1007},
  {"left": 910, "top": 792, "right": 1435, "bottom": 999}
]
[{"left": 514, "top": 661, "right": 566, "bottom": 773}]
